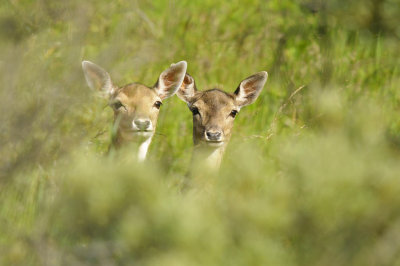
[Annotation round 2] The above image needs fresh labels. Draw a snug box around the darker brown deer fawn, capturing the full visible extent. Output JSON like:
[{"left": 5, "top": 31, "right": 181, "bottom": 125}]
[{"left": 177, "top": 71, "right": 268, "bottom": 169}]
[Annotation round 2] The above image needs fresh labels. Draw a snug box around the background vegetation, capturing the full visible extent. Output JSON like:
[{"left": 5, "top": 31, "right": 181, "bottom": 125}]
[{"left": 1, "top": 0, "right": 400, "bottom": 265}]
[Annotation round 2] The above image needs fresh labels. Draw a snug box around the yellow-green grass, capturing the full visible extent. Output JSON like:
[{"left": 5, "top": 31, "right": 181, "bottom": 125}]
[{"left": 1, "top": 0, "right": 400, "bottom": 265}]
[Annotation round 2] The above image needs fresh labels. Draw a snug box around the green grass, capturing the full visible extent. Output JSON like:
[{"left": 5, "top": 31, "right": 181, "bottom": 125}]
[{"left": 1, "top": 0, "right": 400, "bottom": 265}]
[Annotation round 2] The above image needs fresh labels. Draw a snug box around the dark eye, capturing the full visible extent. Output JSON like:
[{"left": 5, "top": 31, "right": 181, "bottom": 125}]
[
  {"left": 112, "top": 101, "right": 124, "bottom": 110},
  {"left": 154, "top": 101, "right": 162, "bottom": 109},
  {"left": 230, "top": 110, "right": 238, "bottom": 118},
  {"left": 190, "top": 106, "right": 200, "bottom": 116}
]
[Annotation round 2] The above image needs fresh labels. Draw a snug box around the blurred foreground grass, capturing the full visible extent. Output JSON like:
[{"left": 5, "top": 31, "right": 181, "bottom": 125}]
[{"left": 1, "top": 0, "right": 400, "bottom": 265}]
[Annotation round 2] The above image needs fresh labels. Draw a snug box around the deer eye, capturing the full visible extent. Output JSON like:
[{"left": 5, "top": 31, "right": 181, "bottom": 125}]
[
  {"left": 190, "top": 106, "right": 200, "bottom": 116},
  {"left": 153, "top": 101, "right": 162, "bottom": 109},
  {"left": 230, "top": 110, "right": 238, "bottom": 118},
  {"left": 112, "top": 100, "right": 125, "bottom": 110}
]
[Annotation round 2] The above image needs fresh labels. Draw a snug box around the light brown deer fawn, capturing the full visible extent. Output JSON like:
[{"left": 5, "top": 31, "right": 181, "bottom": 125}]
[
  {"left": 177, "top": 71, "right": 268, "bottom": 169},
  {"left": 82, "top": 60, "right": 187, "bottom": 161}
]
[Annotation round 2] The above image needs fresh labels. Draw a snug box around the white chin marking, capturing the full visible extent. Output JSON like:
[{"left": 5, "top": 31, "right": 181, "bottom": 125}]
[
  {"left": 205, "top": 147, "right": 223, "bottom": 169},
  {"left": 138, "top": 136, "right": 153, "bottom": 162},
  {"left": 206, "top": 141, "right": 224, "bottom": 147},
  {"left": 134, "top": 131, "right": 153, "bottom": 137}
]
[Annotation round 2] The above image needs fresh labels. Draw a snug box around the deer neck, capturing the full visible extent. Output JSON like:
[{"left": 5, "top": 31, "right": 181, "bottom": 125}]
[
  {"left": 112, "top": 130, "right": 154, "bottom": 162},
  {"left": 192, "top": 142, "right": 227, "bottom": 170}
]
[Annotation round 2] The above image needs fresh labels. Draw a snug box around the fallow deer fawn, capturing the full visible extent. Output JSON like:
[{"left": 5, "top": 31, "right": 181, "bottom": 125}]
[
  {"left": 177, "top": 71, "right": 268, "bottom": 169},
  {"left": 82, "top": 60, "right": 187, "bottom": 161}
]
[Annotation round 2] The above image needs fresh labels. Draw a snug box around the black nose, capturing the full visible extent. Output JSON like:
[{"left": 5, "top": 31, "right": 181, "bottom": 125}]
[
  {"left": 134, "top": 119, "right": 151, "bottom": 130},
  {"left": 206, "top": 130, "right": 222, "bottom": 141}
]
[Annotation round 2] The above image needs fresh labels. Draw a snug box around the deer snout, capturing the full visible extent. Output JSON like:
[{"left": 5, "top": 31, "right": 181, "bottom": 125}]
[
  {"left": 205, "top": 129, "right": 223, "bottom": 142},
  {"left": 133, "top": 119, "right": 152, "bottom": 131}
]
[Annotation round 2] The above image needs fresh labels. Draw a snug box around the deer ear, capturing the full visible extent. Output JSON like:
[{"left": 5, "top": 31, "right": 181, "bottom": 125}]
[
  {"left": 155, "top": 61, "right": 187, "bottom": 100},
  {"left": 234, "top": 71, "right": 268, "bottom": 107},
  {"left": 82, "top": 61, "right": 114, "bottom": 97},
  {"left": 176, "top": 73, "right": 197, "bottom": 103}
]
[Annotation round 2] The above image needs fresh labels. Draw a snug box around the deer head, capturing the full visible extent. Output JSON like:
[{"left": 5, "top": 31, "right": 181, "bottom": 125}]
[
  {"left": 82, "top": 60, "right": 187, "bottom": 161},
  {"left": 177, "top": 71, "right": 268, "bottom": 168}
]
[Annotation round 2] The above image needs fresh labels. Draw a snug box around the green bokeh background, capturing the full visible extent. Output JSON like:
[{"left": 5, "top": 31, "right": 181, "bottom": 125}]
[{"left": 1, "top": 0, "right": 400, "bottom": 265}]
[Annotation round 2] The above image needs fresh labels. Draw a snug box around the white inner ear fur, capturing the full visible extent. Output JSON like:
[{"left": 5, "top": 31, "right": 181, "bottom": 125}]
[
  {"left": 235, "top": 71, "right": 268, "bottom": 107},
  {"left": 156, "top": 61, "right": 187, "bottom": 100},
  {"left": 82, "top": 60, "right": 114, "bottom": 97}
]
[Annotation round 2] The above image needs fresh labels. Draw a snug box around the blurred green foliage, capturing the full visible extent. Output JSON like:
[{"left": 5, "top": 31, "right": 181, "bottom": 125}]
[{"left": 0, "top": 0, "right": 400, "bottom": 265}]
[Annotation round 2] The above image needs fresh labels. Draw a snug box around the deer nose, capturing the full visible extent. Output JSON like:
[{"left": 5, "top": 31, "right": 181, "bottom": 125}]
[
  {"left": 205, "top": 130, "right": 222, "bottom": 141},
  {"left": 134, "top": 119, "right": 151, "bottom": 131}
]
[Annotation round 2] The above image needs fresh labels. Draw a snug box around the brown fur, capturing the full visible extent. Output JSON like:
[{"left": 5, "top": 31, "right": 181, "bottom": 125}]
[
  {"left": 110, "top": 83, "right": 162, "bottom": 146},
  {"left": 82, "top": 60, "right": 187, "bottom": 159},
  {"left": 189, "top": 89, "right": 236, "bottom": 145},
  {"left": 178, "top": 71, "right": 268, "bottom": 169}
]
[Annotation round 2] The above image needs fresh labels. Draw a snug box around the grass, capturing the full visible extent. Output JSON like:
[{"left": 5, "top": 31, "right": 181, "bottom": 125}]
[{"left": 1, "top": 0, "right": 400, "bottom": 265}]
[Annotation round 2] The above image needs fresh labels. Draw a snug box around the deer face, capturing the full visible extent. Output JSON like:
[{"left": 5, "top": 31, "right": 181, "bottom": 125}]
[
  {"left": 177, "top": 72, "right": 268, "bottom": 147},
  {"left": 82, "top": 60, "right": 187, "bottom": 144},
  {"left": 109, "top": 84, "right": 162, "bottom": 136}
]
